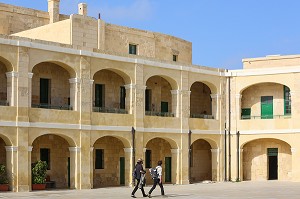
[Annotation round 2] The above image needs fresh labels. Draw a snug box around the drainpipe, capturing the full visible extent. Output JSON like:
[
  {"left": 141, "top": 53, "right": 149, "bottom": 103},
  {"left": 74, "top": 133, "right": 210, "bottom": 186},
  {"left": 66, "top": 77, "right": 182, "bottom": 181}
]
[
  {"left": 188, "top": 130, "right": 192, "bottom": 183},
  {"left": 131, "top": 127, "right": 135, "bottom": 186},
  {"left": 237, "top": 131, "right": 240, "bottom": 181},
  {"left": 228, "top": 76, "right": 232, "bottom": 181}
]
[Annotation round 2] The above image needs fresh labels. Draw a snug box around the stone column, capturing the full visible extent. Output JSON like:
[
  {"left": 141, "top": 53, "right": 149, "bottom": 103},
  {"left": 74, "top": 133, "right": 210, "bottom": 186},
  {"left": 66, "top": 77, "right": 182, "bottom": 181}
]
[
  {"left": 239, "top": 149, "right": 244, "bottom": 181},
  {"left": 79, "top": 132, "right": 91, "bottom": 189},
  {"left": 124, "top": 148, "right": 133, "bottom": 186},
  {"left": 124, "top": 84, "right": 134, "bottom": 114},
  {"left": 90, "top": 147, "right": 94, "bottom": 188},
  {"left": 134, "top": 85, "right": 147, "bottom": 128},
  {"left": 89, "top": 80, "right": 94, "bottom": 111},
  {"left": 210, "top": 94, "right": 220, "bottom": 120},
  {"left": 211, "top": 148, "right": 220, "bottom": 181},
  {"left": 171, "top": 90, "right": 180, "bottom": 117},
  {"left": 181, "top": 90, "right": 191, "bottom": 119},
  {"left": 5, "top": 71, "right": 18, "bottom": 106},
  {"left": 5, "top": 146, "right": 18, "bottom": 191},
  {"left": 171, "top": 149, "right": 180, "bottom": 184},
  {"left": 28, "top": 146, "right": 33, "bottom": 191},
  {"left": 69, "top": 147, "right": 81, "bottom": 189},
  {"left": 28, "top": 73, "right": 33, "bottom": 107},
  {"left": 235, "top": 94, "right": 242, "bottom": 120},
  {"left": 69, "top": 78, "right": 81, "bottom": 111}
]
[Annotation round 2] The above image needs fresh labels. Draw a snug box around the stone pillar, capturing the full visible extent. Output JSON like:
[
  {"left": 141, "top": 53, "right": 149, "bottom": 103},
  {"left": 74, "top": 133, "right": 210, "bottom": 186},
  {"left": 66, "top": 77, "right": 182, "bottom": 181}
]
[
  {"left": 89, "top": 80, "right": 94, "bottom": 111},
  {"left": 48, "top": 0, "right": 60, "bottom": 23},
  {"left": 291, "top": 147, "right": 298, "bottom": 181},
  {"left": 90, "top": 147, "right": 94, "bottom": 188},
  {"left": 5, "top": 146, "right": 18, "bottom": 191},
  {"left": 69, "top": 147, "right": 81, "bottom": 189},
  {"left": 69, "top": 78, "right": 81, "bottom": 111},
  {"left": 6, "top": 71, "right": 18, "bottom": 106},
  {"left": 124, "top": 148, "right": 133, "bottom": 186},
  {"left": 79, "top": 132, "right": 91, "bottom": 189},
  {"left": 124, "top": 84, "right": 134, "bottom": 114},
  {"left": 235, "top": 94, "right": 242, "bottom": 120},
  {"left": 171, "top": 149, "right": 180, "bottom": 184},
  {"left": 171, "top": 90, "right": 180, "bottom": 117},
  {"left": 28, "top": 73, "right": 33, "bottom": 107},
  {"left": 28, "top": 146, "right": 33, "bottom": 191},
  {"left": 134, "top": 85, "right": 146, "bottom": 128},
  {"left": 211, "top": 148, "right": 220, "bottom": 181},
  {"left": 210, "top": 94, "right": 220, "bottom": 120},
  {"left": 181, "top": 90, "right": 191, "bottom": 119},
  {"left": 239, "top": 149, "right": 244, "bottom": 181}
]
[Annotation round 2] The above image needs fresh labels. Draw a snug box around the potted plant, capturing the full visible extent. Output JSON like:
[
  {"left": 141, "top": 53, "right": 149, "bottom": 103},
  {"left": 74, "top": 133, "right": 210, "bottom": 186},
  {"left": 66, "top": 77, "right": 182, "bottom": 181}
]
[
  {"left": 0, "top": 164, "right": 9, "bottom": 191},
  {"left": 32, "top": 160, "right": 48, "bottom": 190}
]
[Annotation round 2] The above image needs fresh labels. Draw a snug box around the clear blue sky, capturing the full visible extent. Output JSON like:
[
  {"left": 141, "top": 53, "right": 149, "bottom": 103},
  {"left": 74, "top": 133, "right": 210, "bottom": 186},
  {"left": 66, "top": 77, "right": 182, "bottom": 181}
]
[{"left": 2, "top": 0, "right": 300, "bottom": 69}]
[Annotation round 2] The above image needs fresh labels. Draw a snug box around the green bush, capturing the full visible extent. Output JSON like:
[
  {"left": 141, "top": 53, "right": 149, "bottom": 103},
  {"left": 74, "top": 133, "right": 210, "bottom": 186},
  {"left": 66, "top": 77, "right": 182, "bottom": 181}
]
[
  {"left": 32, "top": 160, "right": 47, "bottom": 184},
  {"left": 0, "top": 164, "right": 8, "bottom": 184}
]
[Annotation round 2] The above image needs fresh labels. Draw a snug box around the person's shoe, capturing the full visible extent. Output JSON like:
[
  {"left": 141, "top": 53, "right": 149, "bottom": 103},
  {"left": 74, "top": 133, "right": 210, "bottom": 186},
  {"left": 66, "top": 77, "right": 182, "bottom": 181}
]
[
  {"left": 131, "top": 195, "right": 136, "bottom": 198},
  {"left": 148, "top": 194, "right": 152, "bottom": 198},
  {"left": 143, "top": 194, "right": 148, "bottom": 197}
]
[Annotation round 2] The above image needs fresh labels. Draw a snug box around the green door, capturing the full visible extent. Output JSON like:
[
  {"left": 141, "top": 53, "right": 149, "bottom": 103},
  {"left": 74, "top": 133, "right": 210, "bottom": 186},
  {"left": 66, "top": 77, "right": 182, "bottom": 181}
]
[
  {"left": 165, "top": 157, "right": 171, "bottom": 183},
  {"left": 161, "top": 102, "right": 168, "bottom": 113},
  {"left": 261, "top": 96, "right": 273, "bottom": 119},
  {"left": 120, "top": 157, "right": 125, "bottom": 185},
  {"left": 241, "top": 108, "right": 251, "bottom": 119}
]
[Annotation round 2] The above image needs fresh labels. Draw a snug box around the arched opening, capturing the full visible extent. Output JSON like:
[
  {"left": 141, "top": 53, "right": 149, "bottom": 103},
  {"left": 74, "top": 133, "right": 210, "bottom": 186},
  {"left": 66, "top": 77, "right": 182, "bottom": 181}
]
[
  {"left": 32, "top": 134, "right": 71, "bottom": 189},
  {"left": 31, "top": 62, "right": 72, "bottom": 110},
  {"left": 93, "top": 136, "right": 126, "bottom": 188},
  {"left": 190, "top": 82, "right": 212, "bottom": 119},
  {"left": 190, "top": 139, "right": 212, "bottom": 182},
  {"left": 241, "top": 83, "right": 290, "bottom": 119},
  {"left": 0, "top": 60, "right": 8, "bottom": 106},
  {"left": 0, "top": 137, "right": 6, "bottom": 166},
  {"left": 145, "top": 138, "right": 174, "bottom": 184},
  {"left": 145, "top": 76, "right": 173, "bottom": 117},
  {"left": 242, "top": 138, "right": 292, "bottom": 181},
  {"left": 93, "top": 69, "right": 127, "bottom": 114}
]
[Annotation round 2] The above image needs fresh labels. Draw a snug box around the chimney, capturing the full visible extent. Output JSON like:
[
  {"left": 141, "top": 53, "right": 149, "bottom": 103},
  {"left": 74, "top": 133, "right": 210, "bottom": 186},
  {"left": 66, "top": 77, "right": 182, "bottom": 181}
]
[
  {"left": 78, "top": 3, "right": 88, "bottom": 16},
  {"left": 48, "top": 0, "right": 60, "bottom": 23}
]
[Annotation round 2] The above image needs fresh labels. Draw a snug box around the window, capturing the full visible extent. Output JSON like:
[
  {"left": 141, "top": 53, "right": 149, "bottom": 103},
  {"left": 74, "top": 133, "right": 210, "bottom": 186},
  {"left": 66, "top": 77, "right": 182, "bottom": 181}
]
[
  {"left": 120, "top": 86, "right": 126, "bottom": 109},
  {"left": 241, "top": 108, "right": 251, "bottom": 119},
  {"left": 40, "top": 78, "right": 50, "bottom": 104},
  {"left": 40, "top": 148, "right": 50, "bottom": 170},
  {"left": 145, "top": 150, "right": 152, "bottom": 168},
  {"left": 284, "top": 86, "right": 291, "bottom": 115},
  {"left": 145, "top": 89, "right": 152, "bottom": 111},
  {"left": 95, "top": 84, "right": 105, "bottom": 107},
  {"left": 173, "top": 55, "right": 178, "bottom": 62},
  {"left": 161, "top": 101, "right": 168, "bottom": 113},
  {"left": 129, "top": 44, "right": 137, "bottom": 55},
  {"left": 95, "top": 149, "right": 104, "bottom": 169}
]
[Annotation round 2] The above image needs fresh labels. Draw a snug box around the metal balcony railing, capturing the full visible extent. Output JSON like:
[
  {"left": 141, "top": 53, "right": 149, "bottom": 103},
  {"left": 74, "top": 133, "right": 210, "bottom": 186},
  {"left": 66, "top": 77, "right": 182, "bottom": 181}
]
[
  {"left": 93, "top": 107, "right": 128, "bottom": 114},
  {"left": 190, "top": 114, "right": 214, "bottom": 119},
  {"left": 145, "top": 111, "right": 175, "bottom": 117},
  {"left": 32, "top": 104, "right": 73, "bottom": 110},
  {"left": 241, "top": 114, "right": 291, "bottom": 120},
  {"left": 0, "top": 100, "right": 9, "bottom": 106}
]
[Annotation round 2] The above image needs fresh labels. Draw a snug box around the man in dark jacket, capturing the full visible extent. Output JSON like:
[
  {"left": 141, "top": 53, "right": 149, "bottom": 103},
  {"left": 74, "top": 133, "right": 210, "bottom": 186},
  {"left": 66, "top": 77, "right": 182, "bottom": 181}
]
[{"left": 131, "top": 158, "right": 148, "bottom": 198}]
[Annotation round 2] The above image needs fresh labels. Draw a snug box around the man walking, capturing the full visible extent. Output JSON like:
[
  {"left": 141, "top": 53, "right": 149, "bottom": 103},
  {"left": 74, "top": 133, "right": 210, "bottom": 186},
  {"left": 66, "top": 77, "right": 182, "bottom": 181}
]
[
  {"left": 131, "top": 158, "right": 148, "bottom": 198},
  {"left": 148, "top": 160, "right": 165, "bottom": 198}
]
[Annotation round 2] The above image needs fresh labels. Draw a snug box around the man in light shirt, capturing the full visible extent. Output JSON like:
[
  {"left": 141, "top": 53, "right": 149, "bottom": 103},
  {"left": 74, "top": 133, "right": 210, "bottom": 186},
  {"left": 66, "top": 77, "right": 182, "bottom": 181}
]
[{"left": 148, "top": 160, "right": 165, "bottom": 198}]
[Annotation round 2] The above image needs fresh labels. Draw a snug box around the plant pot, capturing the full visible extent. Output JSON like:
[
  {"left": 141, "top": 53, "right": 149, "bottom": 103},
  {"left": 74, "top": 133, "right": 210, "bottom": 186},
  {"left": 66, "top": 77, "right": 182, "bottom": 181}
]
[
  {"left": 0, "top": 184, "right": 9, "bottom": 191},
  {"left": 32, "top": 184, "right": 46, "bottom": 190}
]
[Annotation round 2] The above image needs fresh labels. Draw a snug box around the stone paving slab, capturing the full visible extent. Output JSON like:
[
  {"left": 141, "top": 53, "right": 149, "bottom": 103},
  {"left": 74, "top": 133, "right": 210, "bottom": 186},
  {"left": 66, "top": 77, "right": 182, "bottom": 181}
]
[{"left": 1, "top": 181, "right": 300, "bottom": 199}]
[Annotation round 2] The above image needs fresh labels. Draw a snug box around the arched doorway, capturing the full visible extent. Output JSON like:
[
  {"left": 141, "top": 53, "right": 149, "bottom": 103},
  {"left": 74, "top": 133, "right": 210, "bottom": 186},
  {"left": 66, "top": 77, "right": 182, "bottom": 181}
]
[
  {"left": 93, "top": 136, "right": 126, "bottom": 188},
  {"left": 0, "top": 60, "right": 8, "bottom": 105},
  {"left": 31, "top": 62, "right": 71, "bottom": 110},
  {"left": 145, "top": 138, "right": 174, "bottom": 184},
  {"left": 190, "top": 139, "right": 212, "bottom": 182},
  {"left": 32, "top": 134, "right": 71, "bottom": 189},
  {"left": 0, "top": 137, "right": 6, "bottom": 165},
  {"left": 190, "top": 82, "right": 212, "bottom": 119},
  {"left": 242, "top": 138, "right": 292, "bottom": 181},
  {"left": 145, "top": 76, "right": 173, "bottom": 117}
]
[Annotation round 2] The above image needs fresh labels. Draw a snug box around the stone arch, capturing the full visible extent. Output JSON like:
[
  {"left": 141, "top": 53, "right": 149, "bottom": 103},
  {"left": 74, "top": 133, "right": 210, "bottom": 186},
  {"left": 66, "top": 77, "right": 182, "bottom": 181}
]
[
  {"left": 92, "top": 136, "right": 127, "bottom": 188},
  {"left": 0, "top": 56, "right": 13, "bottom": 72},
  {"left": 190, "top": 139, "right": 212, "bottom": 182},
  {"left": 189, "top": 80, "right": 218, "bottom": 95},
  {"left": 0, "top": 134, "right": 13, "bottom": 146},
  {"left": 30, "top": 60, "right": 76, "bottom": 78},
  {"left": 29, "top": 133, "right": 76, "bottom": 147},
  {"left": 190, "top": 82, "right": 213, "bottom": 118},
  {"left": 240, "top": 82, "right": 290, "bottom": 118},
  {"left": 0, "top": 57, "right": 13, "bottom": 104},
  {"left": 31, "top": 134, "right": 75, "bottom": 189},
  {"left": 241, "top": 138, "right": 292, "bottom": 181},
  {"left": 92, "top": 68, "right": 131, "bottom": 85},
  {"left": 145, "top": 74, "right": 178, "bottom": 91},
  {"left": 91, "top": 134, "right": 131, "bottom": 149}
]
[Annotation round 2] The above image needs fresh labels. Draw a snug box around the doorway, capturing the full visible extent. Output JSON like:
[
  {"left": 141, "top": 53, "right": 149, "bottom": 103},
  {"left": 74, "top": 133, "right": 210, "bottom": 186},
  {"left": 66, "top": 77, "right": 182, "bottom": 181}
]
[
  {"left": 268, "top": 148, "right": 278, "bottom": 180},
  {"left": 165, "top": 157, "right": 171, "bottom": 183}
]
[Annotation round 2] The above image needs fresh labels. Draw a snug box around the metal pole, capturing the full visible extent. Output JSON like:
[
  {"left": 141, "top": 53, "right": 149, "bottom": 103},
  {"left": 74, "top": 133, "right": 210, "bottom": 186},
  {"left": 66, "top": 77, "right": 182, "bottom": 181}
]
[
  {"left": 188, "top": 130, "right": 192, "bottom": 183},
  {"left": 224, "top": 123, "right": 227, "bottom": 181},
  {"left": 237, "top": 131, "right": 240, "bottom": 181},
  {"left": 131, "top": 127, "right": 135, "bottom": 186}
]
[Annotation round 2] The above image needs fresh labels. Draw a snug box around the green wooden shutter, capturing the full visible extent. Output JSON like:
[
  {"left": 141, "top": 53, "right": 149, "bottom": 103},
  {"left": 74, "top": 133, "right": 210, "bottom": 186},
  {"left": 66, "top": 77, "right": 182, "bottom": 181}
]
[
  {"left": 165, "top": 157, "right": 172, "bottom": 182},
  {"left": 261, "top": 96, "right": 273, "bottom": 119}
]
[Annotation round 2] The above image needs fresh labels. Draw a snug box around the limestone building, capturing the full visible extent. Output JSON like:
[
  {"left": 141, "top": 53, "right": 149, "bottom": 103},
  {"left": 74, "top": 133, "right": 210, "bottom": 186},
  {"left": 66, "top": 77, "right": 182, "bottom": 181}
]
[{"left": 0, "top": 0, "right": 299, "bottom": 192}]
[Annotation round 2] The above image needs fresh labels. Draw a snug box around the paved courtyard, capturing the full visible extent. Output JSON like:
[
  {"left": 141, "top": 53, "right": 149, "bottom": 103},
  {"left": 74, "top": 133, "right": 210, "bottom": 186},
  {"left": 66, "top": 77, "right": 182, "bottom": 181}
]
[{"left": 1, "top": 181, "right": 300, "bottom": 199}]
